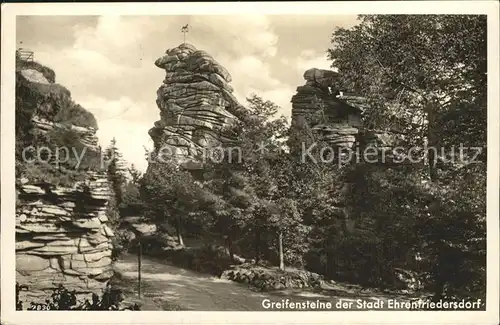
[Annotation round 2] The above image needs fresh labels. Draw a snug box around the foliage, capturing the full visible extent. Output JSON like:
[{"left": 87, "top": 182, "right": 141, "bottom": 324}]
[
  {"left": 15, "top": 68, "right": 98, "bottom": 130},
  {"left": 14, "top": 16, "right": 484, "bottom": 302},
  {"left": 328, "top": 15, "right": 486, "bottom": 136},
  {"left": 15, "top": 60, "right": 101, "bottom": 187},
  {"left": 201, "top": 94, "right": 311, "bottom": 268},
  {"left": 104, "top": 138, "right": 128, "bottom": 207},
  {"left": 416, "top": 163, "right": 486, "bottom": 301},
  {"left": 120, "top": 181, "right": 144, "bottom": 217},
  {"left": 128, "top": 164, "right": 143, "bottom": 186},
  {"left": 16, "top": 283, "right": 140, "bottom": 311},
  {"left": 116, "top": 164, "right": 146, "bottom": 219},
  {"left": 327, "top": 14, "right": 486, "bottom": 298},
  {"left": 53, "top": 102, "right": 98, "bottom": 130},
  {"left": 141, "top": 154, "right": 205, "bottom": 244}
]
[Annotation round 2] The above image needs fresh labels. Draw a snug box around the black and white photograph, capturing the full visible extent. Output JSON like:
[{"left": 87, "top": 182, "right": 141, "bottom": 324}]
[{"left": 1, "top": 2, "right": 499, "bottom": 324}]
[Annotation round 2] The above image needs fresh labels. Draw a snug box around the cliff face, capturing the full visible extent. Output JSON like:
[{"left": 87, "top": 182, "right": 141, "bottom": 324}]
[
  {"left": 291, "top": 67, "right": 404, "bottom": 152},
  {"left": 15, "top": 57, "right": 114, "bottom": 306},
  {"left": 290, "top": 67, "right": 405, "bottom": 233},
  {"left": 150, "top": 43, "right": 247, "bottom": 168},
  {"left": 291, "top": 68, "right": 362, "bottom": 149},
  {"left": 16, "top": 173, "right": 114, "bottom": 304}
]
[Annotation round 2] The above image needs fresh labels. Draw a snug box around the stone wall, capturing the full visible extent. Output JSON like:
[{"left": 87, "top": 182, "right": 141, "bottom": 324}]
[
  {"left": 150, "top": 43, "right": 248, "bottom": 169},
  {"left": 16, "top": 171, "right": 114, "bottom": 306}
]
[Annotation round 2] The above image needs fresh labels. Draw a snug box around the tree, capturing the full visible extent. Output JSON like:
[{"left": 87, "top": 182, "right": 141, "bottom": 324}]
[
  {"left": 128, "top": 164, "right": 143, "bottom": 186},
  {"left": 203, "top": 94, "right": 310, "bottom": 269},
  {"left": 328, "top": 15, "right": 486, "bottom": 299},
  {"left": 104, "top": 138, "right": 127, "bottom": 206},
  {"left": 267, "top": 197, "right": 302, "bottom": 270},
  {"left": 202, "top": 161, "right": 256, "bottom": 261},
  {"left": 142, "top": 155, "right": 203, "bottom": 246},
  {"left": 328, "top": 15, "right": 486, "bottom": 172},
  {"left": 117, "top": 164, "right": 145, "bottom": 217}
]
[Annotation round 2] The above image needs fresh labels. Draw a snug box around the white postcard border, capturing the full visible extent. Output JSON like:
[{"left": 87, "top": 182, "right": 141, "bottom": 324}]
[{"left": 1, "top": 1, "right": 499, "bottom": 324}]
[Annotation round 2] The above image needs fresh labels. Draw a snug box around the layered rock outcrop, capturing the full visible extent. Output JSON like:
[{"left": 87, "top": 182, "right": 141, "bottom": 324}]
[
  {"left": 16, "top": 172, "right": 114, "bottom": 305},
  {"left": 32, "top": 116, "right": 99, "bottom": 150},
  {"left": 150, "top": 43, "right": 247, "bottom": 168},
  {"left": 291, "top": 68, "right": 404, "bottom": 155},
  {"left": 15, "top": 58, "right": 114, "bottom": 306},
  {"left": 291, "top": 68, "right": 362, "bottom": 149},
  {"left": 290, "top": 68, "right": 405, "bottom": 234}
]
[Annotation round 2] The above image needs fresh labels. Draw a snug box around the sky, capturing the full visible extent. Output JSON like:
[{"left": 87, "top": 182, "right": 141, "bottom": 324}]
[{"left": 16, "top": 15, "right": 359, "bottom": 172}]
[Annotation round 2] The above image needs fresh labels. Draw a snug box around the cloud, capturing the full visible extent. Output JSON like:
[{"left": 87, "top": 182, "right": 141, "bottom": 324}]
[
  {"left": 258, "top": 87, "right": 295, "bottom": 118},
  {"left": 296, "top": 49, "right": 332, "bottom": 71},
  {"left": 72, "top": 16, "right": 168, "bottom": 63},
  {"left": 190, "top": 15, "right": 278, "bottom": 58},
  {"left": 278, "top": 49, "right": 335, "bottom": 87},
  {"left": 97, "top": 119, "right": 153, "bottom": 173},
  {"left": 300, "top": 49, "right": 317, "bottom": 58},
  {"left": 225, "top": 55, "right": 282, "bottom": 94},
  {"left": 18, "top": 15, "right": 353, "bottom": 172},
  {"left": 77, "top": 96, "right": 140, "bottom": 123},
  {"left": 182, "top": 16, "right": 289, "bottom": 118}
]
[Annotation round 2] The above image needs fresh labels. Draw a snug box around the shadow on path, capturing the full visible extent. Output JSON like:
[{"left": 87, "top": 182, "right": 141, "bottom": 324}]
[{"left": 114, "top": 254, "right": 413, "bottom": 311}]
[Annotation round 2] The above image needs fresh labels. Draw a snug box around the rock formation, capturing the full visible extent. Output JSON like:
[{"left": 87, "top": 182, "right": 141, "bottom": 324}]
[
  {"left": 15, "top": 57, "right": 114, "bottom": 306},
  {"left": 221, "top": 263, "right": 324, "bottom": 291},
  {"left": 16, "top": 173, "right": 114, "bottom": 304},
  {"left": 291, "top": 68, "right": 362, "bottom": 149},
  {"left": 150, "top": 43, "right": 247, "bottom": 168},
  {"left": 291, "top": 68, "right": 405, "bottom": 155},
  {"left": 32, "top": 116, "right": 99, "bottom": 150},
  {"left": 290, "top": 67, "right": 406, "bottom": 234}
]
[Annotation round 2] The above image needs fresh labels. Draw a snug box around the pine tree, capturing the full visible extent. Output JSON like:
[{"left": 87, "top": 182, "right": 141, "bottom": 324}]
[{"left": 104, "top": 138, "right": 127, "bottom": 207}]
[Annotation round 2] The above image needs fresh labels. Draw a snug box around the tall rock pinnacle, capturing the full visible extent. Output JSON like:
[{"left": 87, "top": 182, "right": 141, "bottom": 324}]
[{"left": 150, "top": 43, "right": 247, "bottom": 168}]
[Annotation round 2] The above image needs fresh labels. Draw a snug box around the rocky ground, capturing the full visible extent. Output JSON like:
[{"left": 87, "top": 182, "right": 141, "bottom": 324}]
[{"left": 221, "top": 263, "right": 324, "bottom": 291}]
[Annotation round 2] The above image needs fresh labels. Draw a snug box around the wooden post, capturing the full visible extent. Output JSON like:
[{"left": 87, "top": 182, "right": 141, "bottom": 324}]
[
  {"left": 138, "top": 242, "right": 142, "bottom": 297},
  {"left": 278, "top": 231, "right": 284, "bottom": 271}
]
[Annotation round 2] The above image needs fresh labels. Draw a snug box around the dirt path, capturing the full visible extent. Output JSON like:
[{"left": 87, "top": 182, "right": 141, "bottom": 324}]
[{"left": 114, "top": 254, "right": 415, "bottom": 311}]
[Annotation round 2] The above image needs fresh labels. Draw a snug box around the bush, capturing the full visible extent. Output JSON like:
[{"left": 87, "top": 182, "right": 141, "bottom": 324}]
[
  {"left": 53, "top": 102, "right": 98, "bottom": 130},
  {"left": 16, "top": 283, "right": 140, "bottom": 311},
  {"left": 167, "top": 245, "right": 236, "bottom": 276},
  {"left": 221, "top": 263, "right": 324, "bottom": 291}
]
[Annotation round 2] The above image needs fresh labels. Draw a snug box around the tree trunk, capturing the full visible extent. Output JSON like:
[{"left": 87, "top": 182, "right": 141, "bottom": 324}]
[
  {"left": 176, "top": 215, "right": 184, "bottom": 246},
  {"left": 325, "top": 239, "right": 329, "bottom": 276},
  {"left": 426, "top": 98, "right": 444, "bottom": 301},
  {"left": 255, "top": 229, "right": 261, "bottom": 264},
  {"left": 432, "top": 256, "right": 445, "bottom": 303},
  {"left": 226, "top": 235, "right": 234, "bottom": 262},
  {"left": 425, "top": 100, "right": 439, "bottom": 181},
  {"left": 278, "top": 231, "right": 285, "bottom": 271}
]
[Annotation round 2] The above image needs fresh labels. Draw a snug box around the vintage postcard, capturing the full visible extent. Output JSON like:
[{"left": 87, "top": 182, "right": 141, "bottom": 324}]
[{"left": 1, "top": 1, "right": 499, "bottom": 324}]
